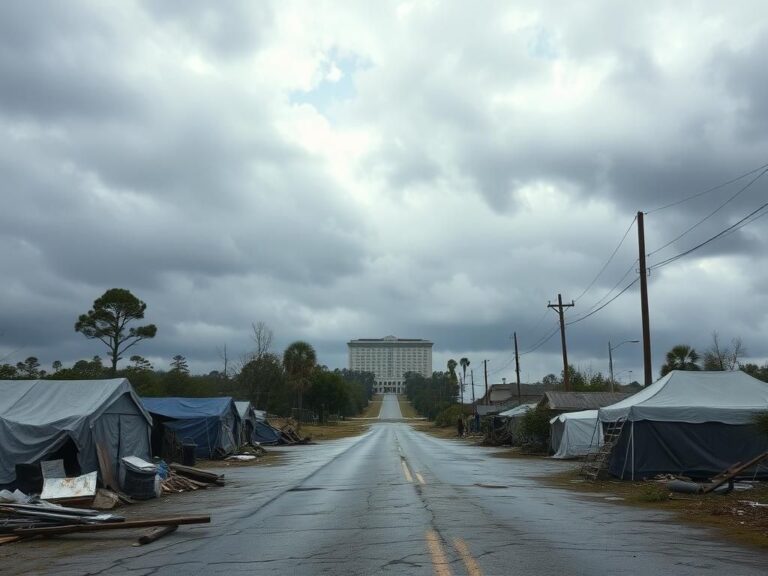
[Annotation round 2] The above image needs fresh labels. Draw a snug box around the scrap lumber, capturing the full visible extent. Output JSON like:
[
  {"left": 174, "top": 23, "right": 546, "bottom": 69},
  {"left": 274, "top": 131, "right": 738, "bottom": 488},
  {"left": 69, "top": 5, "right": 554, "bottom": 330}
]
[
  {"left": 96, "top": 443, "right": 119, "bottom": 492},
  {"left": 702, "top": 451, "right": 768, "bottom": 494},
  {"left": 13, "top": 514, "right": 211, "bottom": 537},
  {"left": 0, "top": 535, "right": 22, "bottom": 546},
  {"left": 136, "top": 525, "right": 178, "bottom": 546},
  {"left": 169, "top": 464, "right": 225, "bottom": 486}
]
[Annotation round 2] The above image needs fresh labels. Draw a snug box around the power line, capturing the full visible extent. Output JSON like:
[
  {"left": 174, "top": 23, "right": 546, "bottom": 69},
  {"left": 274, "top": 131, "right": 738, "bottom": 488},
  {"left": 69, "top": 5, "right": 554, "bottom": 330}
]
[
  {"left": 566, "top": 277, "right": 640, "bottom": 327},
  {"left": 650, "top": 197, "right": 768, "bottom": 270},
  {"left": 573, "top": 215, "right": 637, "bottom": 303},
  {"left": 647, "top": 167, "right": 768, "bottom": 258},
  {"left": 519, "top": 324, "right": 560, "bottom": 356},
  {"left": 575, "top": 259, "right": 638, "bottom": 319},
  {"left": 646, "top": 160, "right": 768, "bottom": 214}
]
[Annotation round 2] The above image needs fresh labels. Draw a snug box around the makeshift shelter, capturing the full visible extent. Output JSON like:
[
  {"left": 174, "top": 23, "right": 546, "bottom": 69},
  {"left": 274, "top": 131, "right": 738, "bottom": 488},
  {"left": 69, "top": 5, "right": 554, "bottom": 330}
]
[
  {"left": 599, "top": 371, "right": 768, "bottom": 479},
  {"left": 550, "top": 410, "right": 603, "bottom": 459},
  {"left": 485, "top": 403, "right": 538, "bottom": 445},
  {"left": 0, "top": 379, "right": 151, "bottom": 486},
  {"left": 235, "top": 401, "right": 258, "bottom": 445},
  {"left": 141, "top": 397, "right": 241, "bottom": 459}
]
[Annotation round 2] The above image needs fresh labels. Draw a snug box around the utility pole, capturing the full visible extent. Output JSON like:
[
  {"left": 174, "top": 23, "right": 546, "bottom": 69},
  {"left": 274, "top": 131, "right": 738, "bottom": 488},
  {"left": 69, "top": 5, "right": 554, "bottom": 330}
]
[
  {"left": 608, "top": 340, "right": 615, "bottom": 392},
  {"left": 514, "top": 332, "right": 521, "bottom": 403},
  {"left": 637, "top": 211, "right": 653, "bottom": 387},
  {"left": 548, "top": 293, "right": 575, "bottom": 391},
  {"left": 483, "top": 360, "right": 489, "bottom": 405},
  {"left": 471, "top": 370, "right": 475, "bottom": 404}
]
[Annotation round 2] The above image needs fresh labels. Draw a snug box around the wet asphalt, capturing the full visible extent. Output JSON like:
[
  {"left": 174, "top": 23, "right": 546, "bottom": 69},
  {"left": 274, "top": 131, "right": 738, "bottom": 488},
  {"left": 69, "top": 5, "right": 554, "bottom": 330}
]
[{"left": 5, "top": 394, "right": 767, "bottom": 575}]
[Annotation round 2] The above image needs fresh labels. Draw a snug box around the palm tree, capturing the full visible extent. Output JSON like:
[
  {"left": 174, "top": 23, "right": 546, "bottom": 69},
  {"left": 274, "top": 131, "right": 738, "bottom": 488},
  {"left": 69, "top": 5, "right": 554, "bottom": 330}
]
[
  {"left": 283, "top": 341, "right": 317, "bottom": 432},
  {"left": 447, "top": 359, "right": 458, "bottom": 404},
  {"left": 459, "top": 358, "right": 470, "bottom": 404},
  {"left": 660, "top": 344, "right": 701, "bottom": 377}
]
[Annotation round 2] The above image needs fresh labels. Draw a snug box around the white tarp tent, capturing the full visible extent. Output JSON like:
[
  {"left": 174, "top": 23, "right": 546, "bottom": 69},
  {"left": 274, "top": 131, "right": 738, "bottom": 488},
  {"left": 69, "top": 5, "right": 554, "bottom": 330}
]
[
  {"left": 549, "top": 410, "right": 603, "bottom": 459},
  {"left": 0, "top": 378, "right": 152, "bottom": 486},
  {"left": 598, "top": 370, "right": 768, "bottom": 479}
]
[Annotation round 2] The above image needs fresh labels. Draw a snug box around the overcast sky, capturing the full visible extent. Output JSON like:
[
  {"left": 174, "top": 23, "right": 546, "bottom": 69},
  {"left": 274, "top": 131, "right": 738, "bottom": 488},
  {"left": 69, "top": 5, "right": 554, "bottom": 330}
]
[{"left": 1, "top": 1, "right": 767, "bottom": 395}]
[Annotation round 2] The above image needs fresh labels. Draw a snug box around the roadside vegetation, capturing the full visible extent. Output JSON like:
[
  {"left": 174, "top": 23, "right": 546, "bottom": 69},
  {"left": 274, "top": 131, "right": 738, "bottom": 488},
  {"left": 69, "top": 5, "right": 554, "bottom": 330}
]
[{"left": 0, "top": 288, "right": 378, "bottom": 423}]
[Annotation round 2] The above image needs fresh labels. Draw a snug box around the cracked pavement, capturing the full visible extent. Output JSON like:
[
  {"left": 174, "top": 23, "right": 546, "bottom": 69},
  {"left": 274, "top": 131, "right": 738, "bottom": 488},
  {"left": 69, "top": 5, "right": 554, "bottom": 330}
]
[{"left": 2, "top": 394, "right": 766, "bottom": 575}]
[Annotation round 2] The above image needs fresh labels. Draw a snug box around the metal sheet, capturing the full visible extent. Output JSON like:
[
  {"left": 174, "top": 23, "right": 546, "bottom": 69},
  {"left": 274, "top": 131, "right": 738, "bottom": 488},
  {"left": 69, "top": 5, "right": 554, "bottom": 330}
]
[{"left": 40, "top": 471, "right": 97, "bottom": 501}]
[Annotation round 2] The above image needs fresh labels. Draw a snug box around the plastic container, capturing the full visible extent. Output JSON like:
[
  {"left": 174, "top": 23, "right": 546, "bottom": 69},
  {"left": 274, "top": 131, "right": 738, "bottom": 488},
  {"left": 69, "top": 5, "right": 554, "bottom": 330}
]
[
  {"left": 182, "top": 439, "right": 197, "bottom": 467},
  {"left": 122, "top": 467, "right": 157, "bottom": 500}
]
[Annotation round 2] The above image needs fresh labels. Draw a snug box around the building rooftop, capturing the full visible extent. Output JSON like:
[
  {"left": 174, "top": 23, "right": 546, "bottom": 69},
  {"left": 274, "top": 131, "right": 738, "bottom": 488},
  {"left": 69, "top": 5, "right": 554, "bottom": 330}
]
[{"left": 348, "top": 336, "right": 433, "bottom": 345}]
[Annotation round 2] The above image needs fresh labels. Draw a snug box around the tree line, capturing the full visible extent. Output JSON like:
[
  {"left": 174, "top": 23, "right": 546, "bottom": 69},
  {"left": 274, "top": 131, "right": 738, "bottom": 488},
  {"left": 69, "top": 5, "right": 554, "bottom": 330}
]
[{"left": 0, "top": 288, "right": 375, "bottom": 419}]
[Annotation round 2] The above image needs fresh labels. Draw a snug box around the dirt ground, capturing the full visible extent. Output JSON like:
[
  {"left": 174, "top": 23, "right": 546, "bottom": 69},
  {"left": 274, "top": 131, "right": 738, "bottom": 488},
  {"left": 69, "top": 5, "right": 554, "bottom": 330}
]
[
  {"left": 395, "top": 396, "right": 420, "bottom": 419},
  {"left": 360, "top": 399, "right": 382, "bottom": 418},
  {"left": 264, "top": 418, "right": 373, "bottom": 441},
  {"left": 540, "top": 465, "right": 768, "bottom": 549}
]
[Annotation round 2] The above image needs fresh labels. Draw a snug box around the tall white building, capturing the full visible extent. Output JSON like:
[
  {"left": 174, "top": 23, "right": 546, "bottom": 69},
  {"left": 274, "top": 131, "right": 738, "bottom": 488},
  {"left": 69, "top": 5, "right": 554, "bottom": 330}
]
[{"left": 348, "top": 336, "right": 433, "bottom": 394}]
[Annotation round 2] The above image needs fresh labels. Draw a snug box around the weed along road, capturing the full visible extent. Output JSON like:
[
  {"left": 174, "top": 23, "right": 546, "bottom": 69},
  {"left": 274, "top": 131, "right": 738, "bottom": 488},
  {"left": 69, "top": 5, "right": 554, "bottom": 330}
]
[{"left": 6, "top": 404, "right": 766, "bottom": 575}]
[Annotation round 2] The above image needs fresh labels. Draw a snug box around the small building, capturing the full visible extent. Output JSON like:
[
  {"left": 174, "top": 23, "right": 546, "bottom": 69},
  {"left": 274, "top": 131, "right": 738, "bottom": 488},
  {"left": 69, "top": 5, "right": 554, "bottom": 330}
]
[{"left": 538, "top": 391, "right": 633, "bottom": 414}]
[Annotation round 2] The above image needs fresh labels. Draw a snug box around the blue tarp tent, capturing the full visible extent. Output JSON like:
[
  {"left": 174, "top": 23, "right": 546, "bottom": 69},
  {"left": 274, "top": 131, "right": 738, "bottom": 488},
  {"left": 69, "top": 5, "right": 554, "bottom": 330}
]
[
  {"left": 141, "top": 397, "right": 241, "bottom": 459},
  {"left": 252, "top": 420, "right": 282, "bottom": 445}
]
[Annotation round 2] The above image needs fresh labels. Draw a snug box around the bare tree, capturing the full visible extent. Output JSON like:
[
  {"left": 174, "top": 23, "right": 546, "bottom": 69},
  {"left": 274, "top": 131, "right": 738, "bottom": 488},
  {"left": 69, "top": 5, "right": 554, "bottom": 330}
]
[
  {"left": 251, "top": 321, "right": 273, "bottom": 360},
  {"left": 703, "top": 332, "right": 745, "bottom": 371},
  {"left": 217, "top": 344, "right": 230, "bottom": 379}
]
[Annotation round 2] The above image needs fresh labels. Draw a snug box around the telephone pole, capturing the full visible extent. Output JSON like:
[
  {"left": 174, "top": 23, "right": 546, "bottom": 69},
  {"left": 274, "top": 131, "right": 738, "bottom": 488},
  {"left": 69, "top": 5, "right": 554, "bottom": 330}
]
[
  {"left": 471, "top": 370, "right": 475, "bottom": 404},
  {"left": 513, "top": 332, "right": 521, "bottom": 403},
  {"left": 637, "top": 211, "right": 653, "bottom": 387},
  {"left": 548, "top": 293, "right": 575, "bottom": 391},
  {"left": 483, "top": 360, "right": 489, "bottom": 405}
]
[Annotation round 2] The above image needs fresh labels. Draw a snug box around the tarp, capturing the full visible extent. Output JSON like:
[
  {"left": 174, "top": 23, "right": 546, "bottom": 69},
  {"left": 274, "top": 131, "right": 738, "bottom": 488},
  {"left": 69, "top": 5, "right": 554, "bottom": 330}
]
[
  {"left": 598, "top": 371, "right": 768, "bottom": 479},
  {"left": 498, "top": 403, "right": 538, "bottom": 418},
  {"left": 0, "top": 379, "right": 151, "bottom": 485},
  {"left": 141, "top": 397, "right": 241, "bottom": 459},
  {"left": 549, "top": 410, "right": 603, "bottom": 459},
  {"left": 599, "top": 370, "right": 768, "bottom": 424},
  {"left": 252, "top": 420, "right": 282, "bottom": 445}
]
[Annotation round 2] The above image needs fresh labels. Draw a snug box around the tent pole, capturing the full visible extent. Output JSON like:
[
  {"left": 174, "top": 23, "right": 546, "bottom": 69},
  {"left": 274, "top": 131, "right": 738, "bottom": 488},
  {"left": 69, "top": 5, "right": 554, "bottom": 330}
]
[{"left": 631, "top": 422, "right": 635, "bottom": 481}]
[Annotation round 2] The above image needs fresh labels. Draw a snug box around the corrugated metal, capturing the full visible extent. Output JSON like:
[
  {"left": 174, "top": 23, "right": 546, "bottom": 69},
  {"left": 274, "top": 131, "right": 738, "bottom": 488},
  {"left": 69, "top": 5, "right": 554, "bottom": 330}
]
[{"left": 542, "top": 391, "right": 633, "bottom": 411}]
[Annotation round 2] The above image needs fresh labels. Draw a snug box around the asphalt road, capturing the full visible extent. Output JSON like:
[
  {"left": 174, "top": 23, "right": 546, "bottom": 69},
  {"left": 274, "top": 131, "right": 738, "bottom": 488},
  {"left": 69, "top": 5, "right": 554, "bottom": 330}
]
[
  {"left": 379, "top": 393, "right": 404, "bottom": 420},
  {"left": 6, "top": 416, "right": 767, "bottom": 575}
]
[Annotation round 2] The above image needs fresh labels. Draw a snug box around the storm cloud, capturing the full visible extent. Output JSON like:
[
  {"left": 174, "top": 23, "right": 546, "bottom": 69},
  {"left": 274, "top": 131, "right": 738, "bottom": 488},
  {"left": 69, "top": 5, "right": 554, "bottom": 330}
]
[{"left": 1, "top": 1, "right": 767, "bottom": 392}]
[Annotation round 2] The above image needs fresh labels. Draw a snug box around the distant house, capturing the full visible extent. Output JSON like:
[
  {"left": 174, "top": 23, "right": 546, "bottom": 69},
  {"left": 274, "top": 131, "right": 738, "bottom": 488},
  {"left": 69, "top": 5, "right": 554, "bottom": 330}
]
[
  {"left": 475, "top": 384, "right": 543, "bottom": 415},
  {"left": 538, "top": 391, "right": 633, "bottom": 414}
]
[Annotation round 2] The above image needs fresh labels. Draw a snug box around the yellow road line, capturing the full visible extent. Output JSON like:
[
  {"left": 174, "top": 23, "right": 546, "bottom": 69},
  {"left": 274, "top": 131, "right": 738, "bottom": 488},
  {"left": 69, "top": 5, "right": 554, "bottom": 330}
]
[
  {"left": 452, "top": 538, "right": 483, "bottom": 576},
  {"left": 425, "top": 529, "right": 452, "bottom": 576},
  {"left": 415, "top": 472, "right": 426, "bottom": 485},
  {"left": 401, "top": 460, "right": 413, "bottom": 482}
]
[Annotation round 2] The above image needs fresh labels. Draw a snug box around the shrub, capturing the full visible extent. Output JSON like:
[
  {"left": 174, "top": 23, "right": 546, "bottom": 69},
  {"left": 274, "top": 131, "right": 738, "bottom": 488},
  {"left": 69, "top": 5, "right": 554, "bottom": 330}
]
[
  {"left": 434, "top": 404, "right": 466, "bottom": 428},
  {"left": 518, "top": 407, "right": 551, "bottom": 443},
  {"left": 637, "top": 483, "right": 670, "bottom": 502}
]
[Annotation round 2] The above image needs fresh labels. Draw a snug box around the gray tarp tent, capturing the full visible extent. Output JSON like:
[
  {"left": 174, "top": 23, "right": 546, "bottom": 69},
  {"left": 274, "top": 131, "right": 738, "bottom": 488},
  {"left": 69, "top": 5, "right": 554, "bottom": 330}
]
[
  {"left": 599, "top": 371, "right": 768, "bottom": 479},
  {"left": 549, "top": 410, "right": 602, "bottom": 459},
  {"left": 235, "top": 401, "right": 258, "bottom": 445},
  {"left": 0, "top": 378, "right": 152, "bottom": 486}
]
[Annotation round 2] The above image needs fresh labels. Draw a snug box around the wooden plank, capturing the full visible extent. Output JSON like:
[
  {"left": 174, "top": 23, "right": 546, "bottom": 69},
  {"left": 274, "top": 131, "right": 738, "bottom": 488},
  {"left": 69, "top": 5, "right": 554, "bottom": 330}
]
[
  {"left": 701, "top": 451, "right": 768, "bottom": 494},
  {"left": 0, "top": 535, "right": 22, "bottom": 546},
  {"left": 96, "top": 443, "right": 118, "bottom": 492},
  {"left": 136, "top": 525, "right": 178, "bottom": 546},
  {"left": 14, "top": 515, "right": 210, "bottom": 536}
]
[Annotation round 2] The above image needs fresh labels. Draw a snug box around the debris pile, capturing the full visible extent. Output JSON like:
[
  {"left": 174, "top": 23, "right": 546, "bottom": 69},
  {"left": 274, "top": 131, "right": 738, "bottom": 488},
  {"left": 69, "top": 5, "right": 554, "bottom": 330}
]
[
  {"left": 278, "top": 421, "right": 312, "bottom": 445},
  {"left": 161, "top": 464, "right": 224, "bottom": 494},
  {"left": 0, "top": 492, "right": 210, "bottom": 546}
]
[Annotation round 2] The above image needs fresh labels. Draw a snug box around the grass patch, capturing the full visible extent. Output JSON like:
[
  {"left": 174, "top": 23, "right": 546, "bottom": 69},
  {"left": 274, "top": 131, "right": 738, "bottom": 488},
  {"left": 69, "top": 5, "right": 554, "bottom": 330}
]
[
  {"left": 397, "top": 396, "right": 420, "bottom": 418},
  {"left": 360, "top": 400, "right": 382, "bottom": 418},
  {"left": 544, "top": 468, "right": 768, "bottom": 548},
  {"left": 297, "top": 420, "right": 372, "bottom": 441}
]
